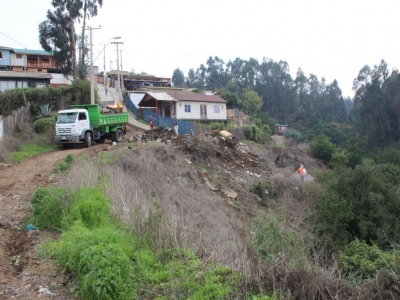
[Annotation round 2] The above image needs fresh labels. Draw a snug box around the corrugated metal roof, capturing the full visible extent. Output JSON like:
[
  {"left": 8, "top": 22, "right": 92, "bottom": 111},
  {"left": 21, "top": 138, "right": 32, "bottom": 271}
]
[
  {"left": 0, "top": 71, "right": 53, "bottom": 79},
  {"left": 166, "top": 92, "right": 227, "bottom": 103},
  {"left": 13, "top": 48, "right": 52, "bottom": 55}
]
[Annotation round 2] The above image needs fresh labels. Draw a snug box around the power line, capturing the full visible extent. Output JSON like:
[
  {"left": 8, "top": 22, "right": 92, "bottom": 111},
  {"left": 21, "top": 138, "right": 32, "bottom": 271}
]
[{"left": 0, "top": 31, "right": 28, "bottom": 49}]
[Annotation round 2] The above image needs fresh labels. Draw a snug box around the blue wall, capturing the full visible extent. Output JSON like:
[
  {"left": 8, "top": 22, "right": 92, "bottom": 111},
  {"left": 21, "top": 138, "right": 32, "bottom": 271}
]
[
  {"left": 0, "top": 49, "right": 11, "bottom": 66},
  {"left": 127, "top": 96, "right": 194, "bottom": 134}
]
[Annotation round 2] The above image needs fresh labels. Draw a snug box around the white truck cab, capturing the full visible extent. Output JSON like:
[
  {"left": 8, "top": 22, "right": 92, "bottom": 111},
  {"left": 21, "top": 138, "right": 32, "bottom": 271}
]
[{"left": 55, "top": 108, "right": 92, "bottom": 147}]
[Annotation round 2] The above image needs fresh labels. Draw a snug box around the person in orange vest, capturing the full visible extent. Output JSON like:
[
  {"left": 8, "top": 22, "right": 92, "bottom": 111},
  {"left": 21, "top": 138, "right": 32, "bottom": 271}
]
[{"left": 297, "top": 163, "right": 306, "bottom": 181}]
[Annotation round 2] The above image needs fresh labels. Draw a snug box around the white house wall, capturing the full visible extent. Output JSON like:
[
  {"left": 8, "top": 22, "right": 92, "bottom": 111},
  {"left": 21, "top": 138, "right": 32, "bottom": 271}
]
[
  {"left": 10, "top": 53, "right": 26, "bottom": 67},
  {"left": 176, "top": 101, "right": 226, "bottom": 120}
]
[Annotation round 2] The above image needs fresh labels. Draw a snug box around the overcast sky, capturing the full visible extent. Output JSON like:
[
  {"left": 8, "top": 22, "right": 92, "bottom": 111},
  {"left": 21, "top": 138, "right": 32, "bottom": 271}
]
[{"left": 1, "top": 0, "right": 400, "bottom": 98}]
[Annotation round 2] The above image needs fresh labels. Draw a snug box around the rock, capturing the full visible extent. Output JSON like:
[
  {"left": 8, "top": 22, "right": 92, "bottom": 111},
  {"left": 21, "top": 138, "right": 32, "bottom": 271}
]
[
  {"left": 112, "top": 142, "right": 117, "bottom": 146},
  {"left": 221, "top": 187, "right": 237, "bottom": 199}
]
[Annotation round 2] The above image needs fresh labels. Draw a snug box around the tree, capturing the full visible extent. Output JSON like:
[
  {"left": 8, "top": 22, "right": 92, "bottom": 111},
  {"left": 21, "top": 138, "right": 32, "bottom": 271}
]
[
  {"left": 172, "top": 68, "right": 185, "bottom": 87},
  {"left": 243, "top": 89, "right": 262, "bottom": 118},
  {"left": 39, "top": 5, "right": 75, "bottom": 77},
  {"left": 310, "top": 135, "right": 336, "bottom": 163},
  {"left": 186, "top": 68, "right": 196, "bottom": 87},
  {"left": 79, "top": 0, "right": 103, "bottom": 75}
]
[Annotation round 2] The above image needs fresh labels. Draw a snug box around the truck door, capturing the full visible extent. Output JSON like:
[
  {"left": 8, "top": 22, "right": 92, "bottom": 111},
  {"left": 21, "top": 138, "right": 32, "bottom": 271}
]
[{"left": 77, "top": 112, "right": 89, "bottom": 136}]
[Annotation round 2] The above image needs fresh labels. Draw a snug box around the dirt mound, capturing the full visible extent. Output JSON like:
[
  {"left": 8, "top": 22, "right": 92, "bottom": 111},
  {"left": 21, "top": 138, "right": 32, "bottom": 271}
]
[{"left": 134, "top": 128, "right": 273, "bottom": 179}]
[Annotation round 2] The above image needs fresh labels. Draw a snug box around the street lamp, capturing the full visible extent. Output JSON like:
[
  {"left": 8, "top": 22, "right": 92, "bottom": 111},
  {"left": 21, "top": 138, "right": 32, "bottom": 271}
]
[{"left": 96, "top": 36, "right": 121, "bottom": 89}]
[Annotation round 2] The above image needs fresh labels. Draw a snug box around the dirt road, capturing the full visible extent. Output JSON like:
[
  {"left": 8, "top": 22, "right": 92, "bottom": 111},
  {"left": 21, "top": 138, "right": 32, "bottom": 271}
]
[{"left": 0, "top": 145, "right": 108, "bottom": 299}]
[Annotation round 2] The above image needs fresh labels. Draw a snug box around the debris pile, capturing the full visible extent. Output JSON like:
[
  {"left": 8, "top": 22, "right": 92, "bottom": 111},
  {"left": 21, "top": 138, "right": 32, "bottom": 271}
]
[{"left": 130, "top": 127, "right": 272, "bottom": 179}]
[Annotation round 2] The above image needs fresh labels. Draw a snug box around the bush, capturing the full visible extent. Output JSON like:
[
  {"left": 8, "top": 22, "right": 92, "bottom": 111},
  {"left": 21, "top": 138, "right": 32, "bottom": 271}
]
[
  {"left": 79, "top": 243, "right": 134, "bottom": 300},
  {"left": 29, "top": 187, "right": 72, "bottom": 232},
  {"left": 285, "top": 130, "right": 302, "bottom": 144},
  {"left": 56, "top": 154, "right": 75, "bottom": 173},
  {"left": 244, "top": 124, "right": 261, "bottom": 142},
  {"left": 33, "top": 117, "right": 55, "bottom": 134},
  {"left": 310, "top": 135, "right": 336, "bottom": 163},
  {"left": 56, "top": 225, "right": 135, "bottom": 300},
  {"left": 315, "top": 163, "right": 400, "bottom": 248},
  {"left": 340, "top": 239, "right": 395, "bottom": 281},
  {"left": 64, "top": 188, "right": 110, "bottom": 229},
  {"left": 211, "top": 122, "right": 225, "bottom": 131}
]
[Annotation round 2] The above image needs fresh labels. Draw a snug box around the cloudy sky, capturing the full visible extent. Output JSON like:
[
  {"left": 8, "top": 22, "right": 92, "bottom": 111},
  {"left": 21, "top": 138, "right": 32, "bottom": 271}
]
[{"left": 1, "top": 0, "right": 400, "bottom": 98}]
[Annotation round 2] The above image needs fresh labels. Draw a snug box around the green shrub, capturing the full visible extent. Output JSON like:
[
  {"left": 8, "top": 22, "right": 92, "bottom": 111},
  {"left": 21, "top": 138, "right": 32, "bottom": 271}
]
[
  {"left": 29, "top": 187, "right": 71, "bottom": 232},
  {"left": 340, "top": 239, "right": 395, "bottom": 281},
  {"left": 315, "top": 163, "right": 400, "bottom": 248},
  {"left": 249, "top": 180, "right": 275, "bottom": 206},
  {"left": 244, "top": 124, "right": 261, "bottom": 142},
  {"left": 64, "top": 188, "right": 110, "bottom": 229},
  {"left": 310, "top": 134, "right": 336, "bottom": 163},
  {"left": 33, "top": 117, "right": 55, "bottom": 134},
  {"left": 79, "top": 243, "right": 134, "bottom": 300},
  {"left": 65, "top": 154, "right": 75, "bottom": 164},
  {"left": 284, "top": 130, "right": 302, "bottom": 144},
  {"left": 57, "top": 224, "right": 133, "bottom": 275},
  {"left": 211, "top": 122, "right": 225, "bottom": 130},
  {"left": 57, "top": 161, "right": 69, "bottom": 173},
  {"left": 56, "top": 154, "right": 75, "bottom": 173}
]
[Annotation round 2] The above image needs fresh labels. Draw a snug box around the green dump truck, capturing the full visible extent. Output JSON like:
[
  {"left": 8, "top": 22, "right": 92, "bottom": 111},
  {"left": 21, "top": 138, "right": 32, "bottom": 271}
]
[{"left": 55, "top": 104, "right": 129, "bottom": 148}]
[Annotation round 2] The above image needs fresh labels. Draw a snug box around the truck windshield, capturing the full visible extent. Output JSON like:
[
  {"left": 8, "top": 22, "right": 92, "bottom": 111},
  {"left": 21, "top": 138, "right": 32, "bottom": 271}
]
[{"left": 57, "top": 112, "right": 77, "bottom": 124}]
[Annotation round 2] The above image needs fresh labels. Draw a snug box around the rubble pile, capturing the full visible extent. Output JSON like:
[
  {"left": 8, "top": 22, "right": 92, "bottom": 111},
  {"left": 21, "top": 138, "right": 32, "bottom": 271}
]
[{"left": 130, "top": 127, "right": 273, "bottom": 179}]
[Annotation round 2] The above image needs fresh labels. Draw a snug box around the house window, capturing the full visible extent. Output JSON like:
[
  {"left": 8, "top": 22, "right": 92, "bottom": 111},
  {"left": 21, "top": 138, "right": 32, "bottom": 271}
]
[
  {"left": 36, "top": 83, "right": 46, "bottom": 88},
  {"left": 184, "top": 105, "right": 191, "bottom": 113},
  {"left": 16, "top": 54, "right": 22, "bottom": 59},
  {"left": 0, "top": 81, "right": 16, "bottom": 92},
  {"left": 214, "top": 106, "right": 220, "bottom": 113},
  {"left": 0, "top": 51, "right": 3, "bottom": 61},
  {"left": 17, "top": 81, "right": 28, "bottom": 88}
]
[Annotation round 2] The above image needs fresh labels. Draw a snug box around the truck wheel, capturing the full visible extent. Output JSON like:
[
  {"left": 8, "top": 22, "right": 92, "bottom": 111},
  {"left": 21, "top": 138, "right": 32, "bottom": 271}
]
[
  {"left": 85, "top": 132, "right": 92, "bottom": 148},
  {"left": 115, "top": 129, "right": 124, "bottom": 143}
]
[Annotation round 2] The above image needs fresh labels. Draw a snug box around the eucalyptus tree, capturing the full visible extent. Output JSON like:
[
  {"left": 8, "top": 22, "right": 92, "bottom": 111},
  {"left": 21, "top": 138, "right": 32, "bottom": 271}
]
[
  {"left": 172, "top": 68, "right": 185, "bottom": 87},
  {"left": 79, "top": 0, "right": 103, "bottom": 72},
  {"left": 186, "top": 68, "right": 196, "bottom": 87},
  {"left": 205, "top": 56, "right": 228, "bottom": 90},
  {"left": 39, "top": 5, "right": 76, "bottom": 77}
]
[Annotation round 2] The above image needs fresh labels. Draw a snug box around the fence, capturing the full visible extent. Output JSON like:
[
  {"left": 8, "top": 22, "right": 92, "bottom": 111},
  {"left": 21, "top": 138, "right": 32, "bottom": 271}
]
[{"left": 1, "top": 103, "right": 31, "bottom": 140}]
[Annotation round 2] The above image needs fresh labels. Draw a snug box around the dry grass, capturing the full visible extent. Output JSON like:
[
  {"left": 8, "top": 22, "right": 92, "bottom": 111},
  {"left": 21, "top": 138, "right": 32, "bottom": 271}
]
[
  {"left": 104, "top": 144, "right": 251, "bottom": 270},
  {"left": 0, "top": 134, "right": 22, "bottom": 163}
]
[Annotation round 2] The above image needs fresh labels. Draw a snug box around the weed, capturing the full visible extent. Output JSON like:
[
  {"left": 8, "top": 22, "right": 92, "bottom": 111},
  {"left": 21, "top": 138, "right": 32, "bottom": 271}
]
[
  {"left": 79, "top": 243, "right": 134, "bottom": 300},
  {"left": 63, "top": 188, "right": 110, "bottom": 229},
  {"left": 29, "top": 187, "right": 72, "bottom": 232},
  {"left": 57, "top": 161, "right": 69, "bottom": 173}
]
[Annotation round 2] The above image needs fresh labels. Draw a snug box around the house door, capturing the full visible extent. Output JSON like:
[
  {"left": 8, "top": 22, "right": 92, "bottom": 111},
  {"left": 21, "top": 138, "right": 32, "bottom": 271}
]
[
  {"left": 200, "top": 104, "right": 207, "bottom": 120},
  {"left": 165, "top": 106, "right": 171, "bottom": 118}
]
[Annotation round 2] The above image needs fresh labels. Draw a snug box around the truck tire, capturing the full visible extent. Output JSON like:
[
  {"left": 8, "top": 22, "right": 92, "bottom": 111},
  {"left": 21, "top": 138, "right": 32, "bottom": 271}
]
[
  {"left": 115, "top": 129, "right": 124, "bottom": 143},
  {"left": 85, "top": 132, "right": 92, "bottom": 148}
]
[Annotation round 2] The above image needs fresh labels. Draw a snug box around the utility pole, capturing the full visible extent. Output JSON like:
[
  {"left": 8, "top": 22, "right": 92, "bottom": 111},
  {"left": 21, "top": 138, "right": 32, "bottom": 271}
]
[
  {"left": 111, "top": 41, "right": 124, "bottom": 102},
  {"left": 88, "top": 25, "right": 101, "bottom": 104},
  {"left": 119, "top": 49, "right": 124, "bottom": 90}
]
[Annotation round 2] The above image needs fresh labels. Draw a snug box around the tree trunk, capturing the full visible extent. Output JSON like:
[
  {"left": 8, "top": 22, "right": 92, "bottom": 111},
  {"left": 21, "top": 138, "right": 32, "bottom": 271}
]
[
  {"left": 81, "top": 0, "right": 87, "bottom": 67},
  {"left": 70, "top": 16, "right": 77, "bottom": 79}
]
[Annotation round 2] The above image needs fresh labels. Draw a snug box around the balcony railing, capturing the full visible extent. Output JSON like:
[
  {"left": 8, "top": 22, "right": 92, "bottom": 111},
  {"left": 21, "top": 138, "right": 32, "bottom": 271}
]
[{"left": 27, "top": 60, "right": 60, "bottom": 68}]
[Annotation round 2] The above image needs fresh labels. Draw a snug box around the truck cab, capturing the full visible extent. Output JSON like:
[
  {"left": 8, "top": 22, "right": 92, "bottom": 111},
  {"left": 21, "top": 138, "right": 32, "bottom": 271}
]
[{"left": 55, "top": 108, "right": 93, "bottom": 147}]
